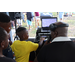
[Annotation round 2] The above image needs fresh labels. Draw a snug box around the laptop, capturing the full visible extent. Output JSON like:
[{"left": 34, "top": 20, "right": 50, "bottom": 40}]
[{"left": 41, "top": 17, "right": 57, "bottom": 32}]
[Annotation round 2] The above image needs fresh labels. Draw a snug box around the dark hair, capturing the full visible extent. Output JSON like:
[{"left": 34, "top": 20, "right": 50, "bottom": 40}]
[
  {"left": 16, "top": 26, "right": 26, "bottom": 34},
  {"left": 0, "top": 13, "right": 10, "bottom": 23},
  {"left": 0, "top": 27, "right": 7, "bottom": 46}
]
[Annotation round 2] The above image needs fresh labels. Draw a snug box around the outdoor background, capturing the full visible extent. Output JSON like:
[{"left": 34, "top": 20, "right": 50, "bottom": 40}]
[
  {"left": 22, "top": 12, "right": 75, "bottom": 37},
  {"left": 13, "top": 12, "right": 75, "bottom": 38}
]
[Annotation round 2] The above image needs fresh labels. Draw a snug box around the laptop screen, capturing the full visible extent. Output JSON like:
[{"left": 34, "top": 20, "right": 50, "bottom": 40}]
[{"left": 41, "top": 17, "right": 57, "bottom": 30}]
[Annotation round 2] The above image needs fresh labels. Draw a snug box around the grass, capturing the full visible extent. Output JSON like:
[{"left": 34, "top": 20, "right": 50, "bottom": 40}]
[{"left": 22, "top": 17, "right": 42, "bottom": 37}]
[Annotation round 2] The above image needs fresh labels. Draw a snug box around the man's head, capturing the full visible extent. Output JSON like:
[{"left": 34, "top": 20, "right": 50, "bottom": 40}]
[
  {"left": 49, "top": 22, "right": 69, "bottom": 40},
  {"left": 0, "top": 13, "right": 11, "bottom": 33},
  {"left": 16, "top": 27, "right": 29, "bottom": 40},
  {"left": 0, "top": 27, "right": 8, "bottom": 50}
]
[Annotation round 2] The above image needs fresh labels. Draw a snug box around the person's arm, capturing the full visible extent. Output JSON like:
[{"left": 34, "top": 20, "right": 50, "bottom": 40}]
[
  {"left": 35, "top": 37, "right": 45, "bottom": 56},
  {"left": 27, "top": 41, "right": 39, "bottom": 53},
  {"left": 43, "top": 35, "right": 52, "bottom": 46},
  {"left": 43, "top": 39, "right": 51, "bottom": 46},
  {"left": 34, "top": 45, "right": 46, "bottom": 62},
  {"left": 34, "top": 37, "right": 51, "bottom": 62},
  {"left": 39, "top": 37, "right": 45, "bottom": 46}
]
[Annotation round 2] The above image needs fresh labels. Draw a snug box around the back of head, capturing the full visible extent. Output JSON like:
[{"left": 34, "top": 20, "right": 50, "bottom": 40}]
[
  {"left": 0, "top": 13, "right": 11, "bottom": 33},
  {"left": 0, "top": 13, "right": 10, "bottom": 23},
  {"left": 54, "top": 22, "right": 69, "bottom": 36},
  {"left": 16, "top": 26, "right": 26, "bottom": 39},
  {"left": 49, "top": 22, "right": 69, "bottom": 40},
  {"left": 16, "top": 26, "right": 26, "bottom": 34}
]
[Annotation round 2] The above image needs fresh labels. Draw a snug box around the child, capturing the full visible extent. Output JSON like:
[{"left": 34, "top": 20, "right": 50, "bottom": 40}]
[
  {"left": 0, "top": 27, "right": 15, "bottom": 62},
  {"left": 11, "top": 27, "right": 44, "bottom": 62}
]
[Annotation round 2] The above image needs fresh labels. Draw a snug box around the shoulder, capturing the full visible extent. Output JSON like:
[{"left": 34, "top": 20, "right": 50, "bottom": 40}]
[
  {"left": 11, "top": 40, "right": 18, "bottom": 46},
  {"left": 12, "top": 40, "right": 19, "bottom": 44},
  {"left": 40, "top": 43, "right": 51, "bottom": 51},
  {"left": 28, "top": 41, "right": 39, "bottom": 45},
  {"left": 27, "top": 41, "right": 37, "bottom": 44},
  {"left": 67, "top": 41, "right": 75, "bottom": 44},
  {"left": 12, "top": 40, "right": 25, "bottom": 44},
  {"left": 51, "top": 41, "right": 75, "bottom": 49},
  {"left": 43, "top": 43, "right": 52, "bottom": 48},
  {"left": 40, "top": 43, "right": 55, "bottom": 53},
  {"left": 66, "top": 41, "right": 75, "bottom": 47}
]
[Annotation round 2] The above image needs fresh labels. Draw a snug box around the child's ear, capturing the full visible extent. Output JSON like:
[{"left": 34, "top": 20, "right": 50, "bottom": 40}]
[{"left": 1, "top": 41, "right": 5, "bottom": 48}]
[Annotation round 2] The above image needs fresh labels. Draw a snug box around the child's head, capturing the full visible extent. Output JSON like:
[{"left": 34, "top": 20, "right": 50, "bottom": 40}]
[
  {"left": 0, "top": 27, "right": 8, "bottom": 50},
  {"left": 16, "top": 27, "right": 29, "bottom": 40},
  {"left": 0, "top": 13, "right": 11, "bottom": 33}
]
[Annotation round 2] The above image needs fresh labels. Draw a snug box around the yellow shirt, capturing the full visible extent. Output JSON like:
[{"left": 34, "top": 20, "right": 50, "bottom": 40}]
[{"left": 11, "top": 40, "right": 39, "bottom": 62}]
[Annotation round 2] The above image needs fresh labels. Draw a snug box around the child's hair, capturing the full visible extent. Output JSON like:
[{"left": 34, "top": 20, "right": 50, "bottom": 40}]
[
  {"left": 0, "top": 13, "right": 10, "bottom": 23},
  {"left": 16, "top": 26, "right": 27, "bottom": 38},
  {"left": 16, "top": 26, "right": 26, "bottom": 34},
  {"left": 0, "top": 27, "right": 7, "bottom": 46}
]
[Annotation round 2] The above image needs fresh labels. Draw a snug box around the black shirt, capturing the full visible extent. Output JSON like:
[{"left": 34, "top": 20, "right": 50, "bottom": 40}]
[
  {"left": 3, "top": 44, "right": 13, "bottom": 59},
  {"left": 37, "top": 41, "right": 75, "bottom": 62},
  {"left": 0, "top": 57, "right": 16, "bottom": 62},
  {"left": 26, "top": 12, "right": 32, "bottom": 21}
]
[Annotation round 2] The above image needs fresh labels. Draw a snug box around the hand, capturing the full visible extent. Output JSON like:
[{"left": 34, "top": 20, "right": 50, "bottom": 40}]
[
  {"left": 43, "top": 40, "right": 51, "bottom": 46},
  {"left": 39, "top": 37, "right": 45, "bottom": 46},
  {"left": 43, "top": 38, "right": 51, "bottom": 46},
  {"left": 40, "top": 37, "right": 45, "bottom": 42}
]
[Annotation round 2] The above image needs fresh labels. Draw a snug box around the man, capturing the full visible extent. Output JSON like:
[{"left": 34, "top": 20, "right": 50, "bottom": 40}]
[
  {"left": 34, "top": 22, "right": 75, "bottom": 62},
  {"left": 0, "top": 13, "right": 13, "bottom": 58}
]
